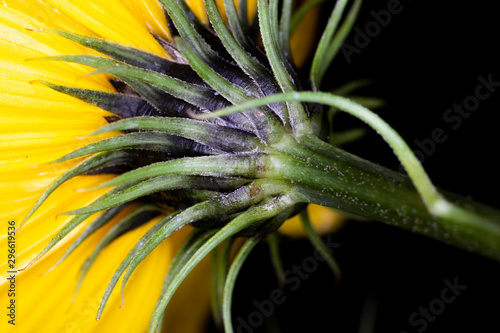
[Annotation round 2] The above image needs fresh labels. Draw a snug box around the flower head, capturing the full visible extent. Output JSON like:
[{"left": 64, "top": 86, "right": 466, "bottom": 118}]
[
  {"left": 1, "top": 0, "right": 345, "bottom": 331},
  {"left": 3, "top": 0, "right": 500, "bottom": 332}
]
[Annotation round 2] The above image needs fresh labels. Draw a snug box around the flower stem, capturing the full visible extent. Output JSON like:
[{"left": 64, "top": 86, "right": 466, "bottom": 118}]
[
  {"left": 195, "top": 91, "right": 500, "bottom": 260},
  {"left": 271, "top": 135, "right": 500, "bottom": 261}
]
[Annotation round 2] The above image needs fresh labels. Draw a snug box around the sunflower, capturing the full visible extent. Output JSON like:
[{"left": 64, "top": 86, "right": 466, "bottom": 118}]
[
  {"left": 0, "top": 1, "right": 341, "bottom": 332},
  {"left": 1, "top": 0, "right": 500, "bottom": 333},
  {"left": 0, "top": 1, "right": 215, "bottom": 332}
]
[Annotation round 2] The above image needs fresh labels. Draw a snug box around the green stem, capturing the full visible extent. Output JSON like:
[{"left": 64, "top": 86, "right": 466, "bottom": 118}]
[
  {"left": 195, "top": 92, "right": 500, "bottom": 260},
  {"left": 273, "top": 138, "right": 500, "bottom": 261}
]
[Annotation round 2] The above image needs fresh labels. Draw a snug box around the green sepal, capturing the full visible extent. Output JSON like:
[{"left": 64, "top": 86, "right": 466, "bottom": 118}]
[
  {"left": 51, "top": 30, "right": 174, "bottom": 72},
  {"left": 149, "top": 194, "right": 296, "bottom": 332},
  {"left": 267, "top": 232, "right": 285, "bottom": 287},
  {"left": 38, "top": 80, "right": 149, "bottom": 119},
  {"left": 64, "top": 176, "right": 224, "bottom": 215},
  {"left": 300, "top": 209, "right": 341, "bottom": 284},
  {"left": 39, "top": 54, "right": 119, "bottom": 68},
  {"left": 176, "top": 0, "right": 206, "bottom": 27},
  {"left": 20, "top": 151, "right": 128, "bottom": 229},
  {"left": 348, "top": 96, "right": 385, "bottom": 110},
  {"left": 40, "top": 55, "right": 212, "bottom": 116},
  {"left": 91, "top": 154, "right": 270, "bottom": 189},
  {"left": 279, "top": 0, "right": 293, "bottom": 60},
  {"left": 158, "top": 0, "right": 218, "bottom": 63},
  {"left": 222, "top": 236, "right": 261, "bottom": 333},
  {"left": 49, "top": 204, "right": 133, "bottom": 271},
  {"left": 258, "top": 0, "right": 311, "bottom": 136},
  {"left": 329, "top": 128, "right": 366, "bottom": 146},
  {"left": 321, "top": 0, "right": 363, "bottom": 80},
  {"left": 310, "top": 0, "right": 349, "bottom": 89},
  {"left": 330, "top": 79, "right": 374, "bottom": 96},
  {"left": 162, "top": 0, "right": 263, "bottom": 100},
  {"left": 163, "top": 229, "right": 217, "bottom": 291},
  {"left": 97, "top": 211, "right": 180, "bottom": 320},
  {"left": 205, "top": 0, "right": 289, "bottom": 125},
  {"left": 174, "top": 36, "right": 284, "bottom": 143},
  {"left": 223, "top": 0, "right": 251, "bottom": 49},
  {"left": 204, "top": 0, "right": 274, "bottom": 91},
  {"left": 210, "top": 239, "right": 235, "bottom": 328},
  {"left": 53, "top": 132, "right": 218, "bottom": 164},
  {"left": 49, "top": 55, "right": 264, "bottom": 134},
  {"left": 118, "top": 191, "right": 257, "bottom": 308},
  {"left": 90, "top": 65, "right": 228, "bottom": 112},
  {"left": 90, "top": 116, "right": 262, "bottom": 152},
  {"left": 103, "top": 181, "right": 292, "bottom": 323},
  {"left": 238, "top": 0, "right": 250, "bottom": 29},
  {"left": 152, "top": 229, "right": 217, "bottom": 332},
  {"left": 20, "top": 214, "right": 90, "bottom": 271},
  {"left": 20, "top": 183, "right": 134, "bottom": 270},
  {"left": 290, "top": 0, "right": 325, "bottom": 33},
  {"left": 75, "top": 204, "right": 161, "bottom": 295}
]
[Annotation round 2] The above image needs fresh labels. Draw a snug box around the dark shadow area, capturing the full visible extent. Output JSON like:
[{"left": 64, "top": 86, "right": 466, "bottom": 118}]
[{"left": 207, "top": 1, "right": 500, "bottom": 332}]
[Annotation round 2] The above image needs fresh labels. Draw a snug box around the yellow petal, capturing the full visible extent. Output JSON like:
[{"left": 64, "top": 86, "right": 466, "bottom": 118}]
[
  {"left": 1, "top": 0, "right": 92, "bottom": 36},
  {"left": 186, "top": 0, "right": 208, "bottom": 23},
  {"left": 0, "top": 1, "right": 324, "bottom": 332},
  {"left": 44, "top": 0, "right": 168, "bottom": 57},
  {"left": 186, "top": 0, "right": 258, "bottom": 24},
  {"left": 290, "top": 0, "right": 321, "bottom": 68},
  {"left": 0, "top": 2, "right": 212, "bottom": 332},
  {"left": 0, "top": 212, "right": 207, "bottom": 332},
  {"left": 121, "top": 0, "right": 171, "bottom": 40},
  {"left": 279, "top": 204, "right": 346, "bottom": 237}
]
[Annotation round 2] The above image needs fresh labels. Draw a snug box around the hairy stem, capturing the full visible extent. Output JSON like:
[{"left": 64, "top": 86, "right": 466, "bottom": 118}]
[{"left": 271, "top": 136, "right": 500, "bottom": 261}]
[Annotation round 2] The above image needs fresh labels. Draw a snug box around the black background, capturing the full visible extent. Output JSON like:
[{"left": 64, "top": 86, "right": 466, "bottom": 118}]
[{"left": 207, "top": 1, "right": 500, "bottom": 332}]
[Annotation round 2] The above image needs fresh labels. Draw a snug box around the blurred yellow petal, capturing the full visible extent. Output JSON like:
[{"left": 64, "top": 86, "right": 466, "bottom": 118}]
[
  {"left": 186, "top": 0, "right": 208, "bottom": 23},
  {"left": 279, "top": 204, "right": 346, "bottom": 237},
  {"left": 43, "top": 0, "right": 168, "bottom": 57},
  {"left": 0, "top": 0, "right": 327, "bottom": 332},
  {"left": 0, "top": 168, "right": 209, "bottom": 332},
  {"left": 290, "top": 0, "right": 321, "bottom": 68},
  {"left": 187, "top": 0, "right": 257, "bottom": 24},
  {"left": 0, "top": 214, "right": 207, "bottom": 332},
  {"left": 121, "top": 0, "right": 171, "bottom": 40},
  {"left": 0, "top": 1, "right": 212, "bottom": 332},
  {"left": 0, "top": 175, "right": 114, "bottom": 273}
]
